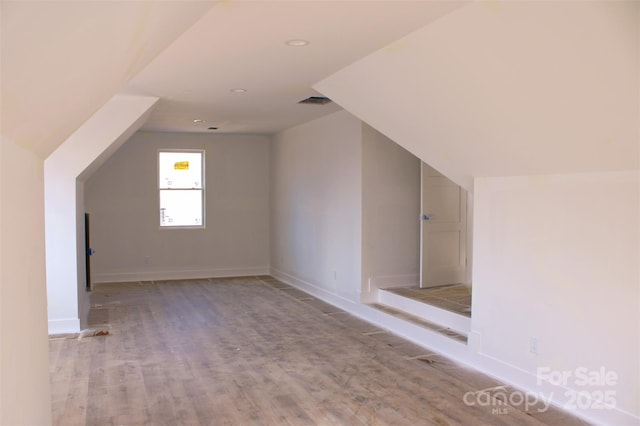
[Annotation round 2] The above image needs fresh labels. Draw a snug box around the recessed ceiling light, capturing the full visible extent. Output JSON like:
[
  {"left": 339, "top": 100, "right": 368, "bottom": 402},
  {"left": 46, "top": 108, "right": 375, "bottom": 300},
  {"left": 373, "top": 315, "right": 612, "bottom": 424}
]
[
  {"left": 230, "top": 88, "right": 247, "bottom": 93},
  {"left": 193, "top": 119, "right": 205, "bottom": 123},
  {"left": 285, "top": 39, "right": 310, "bottom": 47}
]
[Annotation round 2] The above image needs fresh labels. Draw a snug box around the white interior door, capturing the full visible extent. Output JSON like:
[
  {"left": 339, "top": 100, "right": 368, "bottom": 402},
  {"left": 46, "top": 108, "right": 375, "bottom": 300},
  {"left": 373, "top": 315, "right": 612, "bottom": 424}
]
[{"left": 420, "top": 162, "right": 467, "bottom": 288}]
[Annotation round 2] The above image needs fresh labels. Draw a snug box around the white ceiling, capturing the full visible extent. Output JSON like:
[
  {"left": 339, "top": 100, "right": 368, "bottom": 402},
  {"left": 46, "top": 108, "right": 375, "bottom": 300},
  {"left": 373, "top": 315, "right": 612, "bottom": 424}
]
[
  {"left": 1, "top": 0, "right": 215, "bottom": 157},
  {"left": 317, "top": 0, "right": 639, "bottom": 187},
  {"left": 123, "top": 1, "right": 466, "bottom": 135}
]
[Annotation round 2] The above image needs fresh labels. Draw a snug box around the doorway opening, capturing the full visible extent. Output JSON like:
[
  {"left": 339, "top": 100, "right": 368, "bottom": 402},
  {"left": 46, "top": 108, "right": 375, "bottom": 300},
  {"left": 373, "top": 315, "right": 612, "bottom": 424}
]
[
  {"left": 85, "top": 213, "right": 92, "bottom": 291},
  {"left": 414, "top": 161, "right": 472, "bottom": 316},
  {"left": 372, "top": 161, "right": 472, "bottom": 343}
]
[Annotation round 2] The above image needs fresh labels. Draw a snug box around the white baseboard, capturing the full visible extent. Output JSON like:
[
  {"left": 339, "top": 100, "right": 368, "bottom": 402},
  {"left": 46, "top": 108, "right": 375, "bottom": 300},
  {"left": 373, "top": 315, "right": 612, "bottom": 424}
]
[
  {"left": 92, "top": 266, "right": 270, "bottom": 284},
  {"left": 269, "top": 267, "right": 639, "bottom": 426},
  {"left": 48, "top": 318, "right": 80, "bottom": 335},
  {"left": 269, "top": 267, "right": 468, "bottom": 354},
  {"left": 269, "top": 268, "right": 360, "bottom": 312}
]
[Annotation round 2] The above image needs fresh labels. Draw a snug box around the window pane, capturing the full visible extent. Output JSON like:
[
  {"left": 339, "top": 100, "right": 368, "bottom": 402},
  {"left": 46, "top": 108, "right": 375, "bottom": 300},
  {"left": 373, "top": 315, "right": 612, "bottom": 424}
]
[
  {"left": 160, "top": 190, "right": 203, "bottom": 227},
  {"left": 159, "top": 152, "right": 203, "bottom": 189}
]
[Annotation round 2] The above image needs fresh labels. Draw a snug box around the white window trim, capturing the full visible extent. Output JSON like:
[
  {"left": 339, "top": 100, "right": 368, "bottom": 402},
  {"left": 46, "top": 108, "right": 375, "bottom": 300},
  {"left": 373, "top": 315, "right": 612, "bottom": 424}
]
[{"left": 158, "top": 149, "right": 206, "bottom": 229}]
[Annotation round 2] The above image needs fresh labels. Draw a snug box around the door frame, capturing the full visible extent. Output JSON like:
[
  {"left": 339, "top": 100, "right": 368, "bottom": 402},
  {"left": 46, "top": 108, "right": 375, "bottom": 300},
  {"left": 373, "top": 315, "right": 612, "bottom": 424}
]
[{"left": 419, "top": 162, "right": 472, "bottom": 288}]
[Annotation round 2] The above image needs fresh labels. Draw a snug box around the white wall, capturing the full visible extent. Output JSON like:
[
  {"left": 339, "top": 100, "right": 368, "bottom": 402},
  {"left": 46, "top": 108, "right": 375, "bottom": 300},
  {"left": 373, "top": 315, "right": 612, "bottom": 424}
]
[
  {"left": 361, "top": 123, "right": 420, "bottom": 302},
  {"left": 472, "top": 171, "right": 639, "bottom": 423},
  {"left": 85, "top": 131, "right": 270, "bottom": 283},
  {"left": 270, "top": 111, "right": 362, "bottom": 302},
  {"left": 45, "top": 95, "right": 158, "bottom": 334},
  {"left": 76, "top": 180, "right": 90, "bottom": 329},
  {"left": 313, "top": 2, "right": 639, "bottom": 423},
  {"left": 0, "top": 138, "right": 52, "bottom": 425}
]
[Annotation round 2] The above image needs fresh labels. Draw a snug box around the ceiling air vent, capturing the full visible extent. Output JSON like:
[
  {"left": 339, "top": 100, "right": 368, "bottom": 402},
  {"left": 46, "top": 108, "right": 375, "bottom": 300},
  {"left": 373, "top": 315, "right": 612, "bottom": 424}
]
[{"left": 298, "top": 96, "right": 332, "bottom": 105}]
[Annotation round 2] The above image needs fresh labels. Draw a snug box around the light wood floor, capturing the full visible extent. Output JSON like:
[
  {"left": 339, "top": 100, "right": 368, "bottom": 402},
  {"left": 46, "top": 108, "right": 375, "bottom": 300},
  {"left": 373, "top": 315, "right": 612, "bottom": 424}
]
[{"left": 49, "top": 277, "right": 589, "bottom": 425}]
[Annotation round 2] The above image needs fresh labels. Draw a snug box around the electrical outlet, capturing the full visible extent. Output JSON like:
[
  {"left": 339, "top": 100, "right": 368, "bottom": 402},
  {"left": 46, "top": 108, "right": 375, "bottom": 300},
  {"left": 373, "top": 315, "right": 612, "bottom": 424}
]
[{"left": 530, "top": 337, "right": 539, "bottom": 355}]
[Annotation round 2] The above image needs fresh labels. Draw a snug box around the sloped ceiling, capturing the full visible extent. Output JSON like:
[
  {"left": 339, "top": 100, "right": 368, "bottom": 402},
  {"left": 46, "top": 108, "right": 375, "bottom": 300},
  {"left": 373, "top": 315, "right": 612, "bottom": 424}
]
[
  {"left": 124, "top": 0, "right": 466, "bottom": 134},
  {"left": 316, "top": 0, "right": 639, "bottom": 189},
  {"left": 1, "top": 1, "right": 215, "bottom": 158},
  {"left": 1, "top": 0, "right": 467, "bottom": 158},
  {"left": 7, "top": 0, "right": 633, "bottom": 185}
]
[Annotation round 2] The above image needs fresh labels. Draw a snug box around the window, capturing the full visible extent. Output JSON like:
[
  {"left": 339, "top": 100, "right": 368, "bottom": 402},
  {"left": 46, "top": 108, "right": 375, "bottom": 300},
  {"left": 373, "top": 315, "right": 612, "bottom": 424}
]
[{"left": 158, "top": 150, "right": 204, "bottom": 228}]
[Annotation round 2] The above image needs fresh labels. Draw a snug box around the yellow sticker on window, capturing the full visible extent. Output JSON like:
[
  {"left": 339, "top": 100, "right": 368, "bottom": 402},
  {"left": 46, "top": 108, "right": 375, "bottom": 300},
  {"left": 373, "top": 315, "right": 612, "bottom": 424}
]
[{"left": 174, "top": 161, "right": 189, "bottom": 170}]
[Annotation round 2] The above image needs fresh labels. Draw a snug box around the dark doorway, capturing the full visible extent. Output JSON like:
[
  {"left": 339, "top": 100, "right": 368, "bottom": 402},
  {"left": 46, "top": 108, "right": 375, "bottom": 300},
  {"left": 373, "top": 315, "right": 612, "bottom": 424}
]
[{"left": 85, "top": 213, "right": 92, "bottom": 290}]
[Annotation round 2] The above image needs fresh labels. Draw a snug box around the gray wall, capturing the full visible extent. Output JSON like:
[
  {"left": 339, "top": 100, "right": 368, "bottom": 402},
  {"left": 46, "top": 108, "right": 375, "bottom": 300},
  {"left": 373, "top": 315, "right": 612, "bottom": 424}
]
[
  {"left": 361, "top": 123, "right": 420, "bottom": 301},
  {"left": 85, "top": 131, "right": 270, "bottom": 282},
  {"left": 270, "top": 111, "right": 363, "bottom": 302},
  {"left": 270, "top": 110, "right": 420, "bottom": 303}
]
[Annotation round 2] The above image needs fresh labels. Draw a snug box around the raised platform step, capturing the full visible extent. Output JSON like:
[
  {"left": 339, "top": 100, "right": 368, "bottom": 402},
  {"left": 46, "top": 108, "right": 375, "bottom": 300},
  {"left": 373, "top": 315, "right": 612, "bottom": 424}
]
[
  {"left": 377, "top": 287, "right": 471, "bottom": 337},
  {"left": 368, "top": 303, "right": 467, "bottom": 344}
]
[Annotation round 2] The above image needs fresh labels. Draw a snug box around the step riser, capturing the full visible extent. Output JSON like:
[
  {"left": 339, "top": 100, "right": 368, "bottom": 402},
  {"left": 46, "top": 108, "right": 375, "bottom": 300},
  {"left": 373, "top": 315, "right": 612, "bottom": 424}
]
[
  {"left": 370, "top": 307, "right": 468, "bottom": 349},
  {"left": 378, "top": 290, "right": 471, "bottom": 335}
]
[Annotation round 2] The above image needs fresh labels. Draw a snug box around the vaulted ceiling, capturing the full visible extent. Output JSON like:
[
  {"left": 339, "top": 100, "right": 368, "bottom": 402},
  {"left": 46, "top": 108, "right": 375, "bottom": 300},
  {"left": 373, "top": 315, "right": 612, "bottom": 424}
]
[
  {"left": 124, "top": 1, "right": 465, "bottom": 135},
  {"left": 3, "top": 0, "right": 636, "bottom": 186},
  {"left": 1, "top": 1, "right": 213, "bottom": 157},
  {"left": 317, "top": 1, "right": 639, "bottom": 188},
  {"left": 1, "top": 0, "right": 465, "bottom": 157}
]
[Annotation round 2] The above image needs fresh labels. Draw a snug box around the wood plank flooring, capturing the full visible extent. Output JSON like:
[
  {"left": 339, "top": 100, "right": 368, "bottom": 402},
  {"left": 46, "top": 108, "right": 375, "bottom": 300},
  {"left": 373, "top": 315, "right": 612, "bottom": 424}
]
[{"left": 49, "top": 277, "right": 589, "bottom": 425}]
